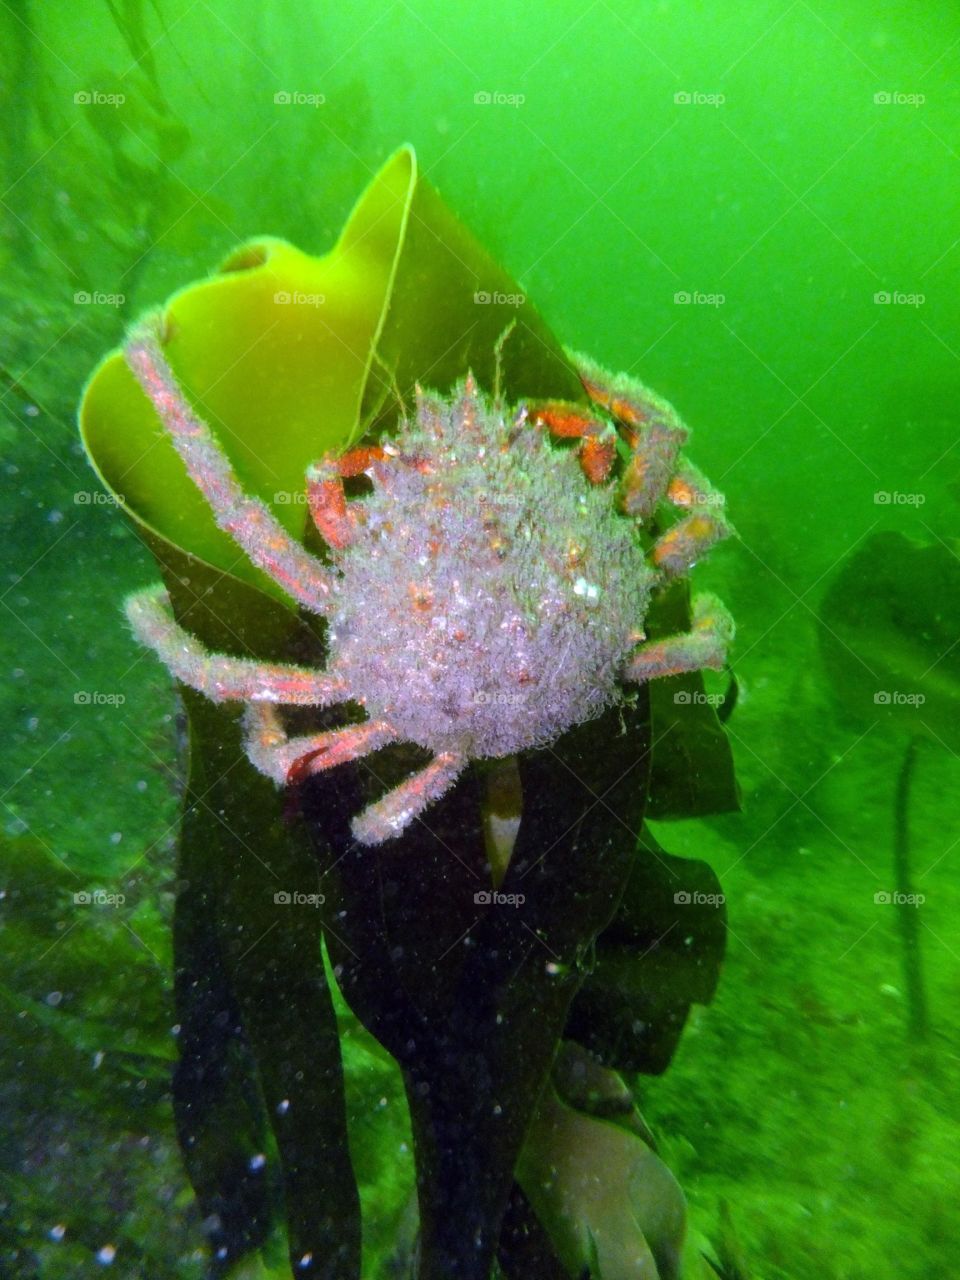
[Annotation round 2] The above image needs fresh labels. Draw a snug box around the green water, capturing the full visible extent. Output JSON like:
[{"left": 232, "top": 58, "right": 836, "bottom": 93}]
[{"left": 2, "top": 2, "right": 958, "bottom": 1277}]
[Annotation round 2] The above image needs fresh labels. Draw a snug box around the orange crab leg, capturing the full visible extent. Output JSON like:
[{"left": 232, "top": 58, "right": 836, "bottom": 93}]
[
  {"left": 651, "top": 511, "right": 731, "bottom": 577},
  {"left": 529, "top": 401, "right": 605, "bottom": 439},
  {"left": 665, "top": 459, "right": 728, "bottom": 514},
  {"left": 125, "top": 585, "right": 348, "bottom": 705},
  {"left": 578, "top": 434, "right": 618, "bottom": 484},
  {"left": 528, "top": 399, "right": 619, "bottom": 484},
  {"left": 306, "top": 445, "right": 388, "bottom": 549},
  {"left": 619, "top": 428, "right": 685, "bottom": 520},
  {"left": 624, "top": 592, "right": 734, "bottom": 683},
  {"left": 350, "top": 751, "right": 466, "bottom": 845},
  {"left": 337, "top": 444, "right": 387, "bottom": 476},
  {"left": 578, "top": 373, "right": 652, "bottom": 431},
  {"left": 306, "top": 465, "right": 353, "bottom": 550},
  {"left": 658, "top": 460, "right": 734, "bottom": 567},
  {"left": 570, "top": 355, "right": 691, "bottom": 520},
  {"left": 124, "top": 316, "right": 333, "bottom": 613},
  {"left": 243, "top": 703, "right": 397, "bottom": 786},
  {"left": 667, "top": 471, "right": 708, "bottom": 509}
]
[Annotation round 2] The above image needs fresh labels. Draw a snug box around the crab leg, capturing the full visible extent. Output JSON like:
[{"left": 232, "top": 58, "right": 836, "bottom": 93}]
[
  {"left": 571, "top": 352, "right": 690, "bottom": 519},
  {"left": 527, "top": 400, "right": 619, "bottom": 484},
  {"left": 650, "top": 510, "right": 732, "bottom": 578},
  {"left": 619, "top": 421, "right": 688, "bottom": 519},
  {"left": 573, "top": 351, "right": 686, "bottom": 436},
  {"left": 126, "top": 585, "right": 348, "bottom": 705},
  {"left": 624, "top": 592, "right": 734, "bottom": 683},
  {"left": 124, "top": 315, "right": 333, "bottom": 614},
  {"left": 351, "top": 751, "right": 466, "bottom": 846},
  {"left": 305, "top": 445, "right": 385, "bottom": 550},
  {"left": 666, "top": 458, "right": 723, "bottom": 511},
  {"left": 243, "top": 702, "right": 397, "bottom": 786}
]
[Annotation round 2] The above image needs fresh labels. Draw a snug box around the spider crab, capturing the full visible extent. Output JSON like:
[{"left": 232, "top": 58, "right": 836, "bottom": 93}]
[{"left": 124, "top": 315, "right": 734, "bottom": 846}]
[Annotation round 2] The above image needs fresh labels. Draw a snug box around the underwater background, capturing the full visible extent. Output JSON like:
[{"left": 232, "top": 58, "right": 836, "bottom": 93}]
[{"left": 1, "top": 1, "right": 958, "bottom": 1276}]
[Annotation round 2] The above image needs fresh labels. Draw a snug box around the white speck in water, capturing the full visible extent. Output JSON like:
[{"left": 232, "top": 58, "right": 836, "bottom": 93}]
[
  {"left": 110, "top": 832, "right": 122, "bottom": 845},
  {"left": 95, "top": 1243, "right": 116, "bottom": 1265},
  {"left": 49, "top": 1224, "right": 66, "bottom": 1241},
  {"left": 545, "top": 962, "right": 561, "bottom": 975},
  {"left": 135, "top": 779, "right": 147, "bottom": 792},
  {"left": 93, "top": 1050, "right": 104, "bottom": 1069},
  {"left": 48, "top": 509, "right": 63, "bottom": 524},
  {"left": 25, "top": 404, "right": 39, "bottom": 418},
  {"left": 45, "top": 991, "right": 63, "bottom": 1007},
  {"left": 297, "top": 1253, "right": 314, "bottom": 1269},
  {"left": 277, "top": 1098, "right": 290, "bottom": 1115},
  {"left": 249, "top": 1153, "right": 266, "bottom": 1171}
]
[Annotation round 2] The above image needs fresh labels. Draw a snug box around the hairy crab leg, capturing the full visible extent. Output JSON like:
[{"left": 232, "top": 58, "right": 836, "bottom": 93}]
[
  {"left": 624, "top": 592, "right": 734, "bottom": 682},
  {"left": 124, "top": 315, "right": 333, "bottom": 614},
  {"left": 305, "top": 445, "right": 386, "bottom": 550},
  {"left": 527, "top": 400, "right": 619, "bottom": 484},
  {"left": 650, "top": 510, "right": 732, "bottom": 578},
  {"left": 666, "top": 458, "right": 724, "bottom": 512},
  {"left": 126, "top": 585, "right": 348, "bottom": 705},
  {"left": 306, "top": 461, "right": 355, "bottom": 550},
  {"left": 243, "top": 703, "right": 397, "bottom": 786},
  {"left": 573, "top": 351, "right": 686, "bottom": 435},
  {"left": 571, "top": 352, "right": 690, "bottom": 519},
  {"left": 350, "top": 751, "right": 466, "bottom": 846},
  {"left": 619, "top": 421, "right": 688, "bottom": 519}
]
